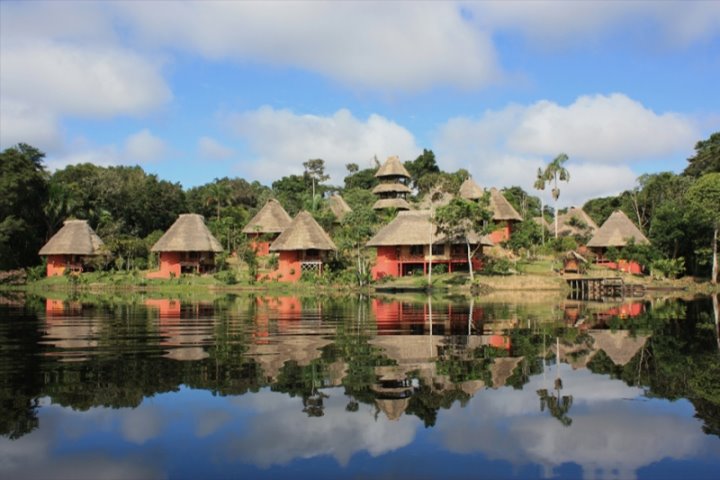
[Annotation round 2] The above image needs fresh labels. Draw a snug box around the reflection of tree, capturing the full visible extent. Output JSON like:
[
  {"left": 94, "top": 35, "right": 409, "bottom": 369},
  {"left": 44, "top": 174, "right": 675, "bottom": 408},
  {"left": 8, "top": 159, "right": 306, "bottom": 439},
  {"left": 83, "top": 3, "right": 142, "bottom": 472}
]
[{"left": 537, "top": 379, "right": 574, "bottom": 427}]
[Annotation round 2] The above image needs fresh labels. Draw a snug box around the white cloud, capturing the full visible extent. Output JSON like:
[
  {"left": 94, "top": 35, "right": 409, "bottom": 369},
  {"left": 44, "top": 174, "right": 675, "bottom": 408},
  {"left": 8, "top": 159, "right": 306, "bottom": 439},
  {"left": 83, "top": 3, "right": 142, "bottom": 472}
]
[
  {"left": 114, "top": 2, "right": 501, "bottom": 91},
  {"left": 124, "top": 129, "right": 166, "bottom": 163},
  {"left": 44, "top": 130, "right": 166, "bottom": 171},
  {"left": 433, "top": 93, "right": 699, "bottom": 206},
  {"left": 224, "top": 106, "right": 420, "bottom": 184},
  {"left": 0, "top": 41, "right": 171, "bottom": 118},
  {"left": 468, "top": 1, "right": 720, "bottom": 47},
  {"left": 0, "top": 99, "right": 61, "bottom": 150},
  {"left": 198, "top": 136, "right": 234, "bottom": 160}
]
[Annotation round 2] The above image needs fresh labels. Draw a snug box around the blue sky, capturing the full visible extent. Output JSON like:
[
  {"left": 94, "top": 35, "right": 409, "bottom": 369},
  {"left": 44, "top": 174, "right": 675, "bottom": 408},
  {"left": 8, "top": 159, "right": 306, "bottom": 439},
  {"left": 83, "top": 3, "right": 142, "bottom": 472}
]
[{"left": 1, "top": 1, "right": 718, "bottom": 206}]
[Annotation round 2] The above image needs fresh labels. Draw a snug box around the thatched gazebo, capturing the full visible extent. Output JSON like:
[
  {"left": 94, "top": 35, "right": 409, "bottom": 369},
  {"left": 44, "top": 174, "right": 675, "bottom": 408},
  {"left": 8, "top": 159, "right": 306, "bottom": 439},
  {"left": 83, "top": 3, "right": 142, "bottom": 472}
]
[
  {"left": 242, "top": 199, "right": 292, "bottom": 256},
  {"left": 372, "top": 155, "right": 411, "bottom": 210},
  {"left": 366, "top": 210, "right": 493, "bottom": 279},
  {"left": 459, "top": 177, "right": 485, "bottom": 201},
  {"left": 148, "top": 214, "right": 222, "bottom": 278},
  {"left": 39, "top": 219, "right": 105, "bottom": 276},
  {"left": 587, "top": 210, "right": 650, "bottom": 273},
  {"left": 328, "top": 194, "right": 352, "bottom": 222},
  {"left": 268, "top": 211, "right": 337, "bottom": 282}
]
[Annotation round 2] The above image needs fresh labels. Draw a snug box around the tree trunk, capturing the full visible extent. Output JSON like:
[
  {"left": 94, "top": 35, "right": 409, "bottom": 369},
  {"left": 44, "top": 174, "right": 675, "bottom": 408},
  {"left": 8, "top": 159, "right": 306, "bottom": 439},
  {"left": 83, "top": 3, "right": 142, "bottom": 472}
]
[
  {"left": 466, "top": 237, "right": 474, "bottom": 282},
  {"left": 712, "top": 293, "right": 719, "bottom": 353},
  {"left": 712, "top": 226, "right": 718, "bottom": 285},
  {"left": 554, "top": 199, "right": 559, "bottom": 239}
]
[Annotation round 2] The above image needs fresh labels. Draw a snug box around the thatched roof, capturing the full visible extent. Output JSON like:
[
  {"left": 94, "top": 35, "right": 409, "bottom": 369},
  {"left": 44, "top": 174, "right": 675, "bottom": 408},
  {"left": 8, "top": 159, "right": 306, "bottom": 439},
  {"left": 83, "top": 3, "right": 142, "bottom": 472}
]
[
  {"left": 372, "top": 183, "right": 412, "bottom": 195},
  {"left": 39, "top": 219, "right": 104, "bottom": 256},
  {"left": 557, "top": 207, "right": 598, "bottom": 236},
  {"left": 489, "top": 188, "right": 522, "bottom": 221},
  {"left": 459, "top": 178, "right": 484, "bottom": 200},
  {"left": 565, "top": 250, "right": 588, "bottom": 263},
  {"left": 375, "top": 155, "right": 411, "bottom": 179},
  {"left": 366, "top": 210, "right": 493, "bottom": 247},
  {"left": 269, "top": 211, "right": 337, "bottom": 251},
  {"left": 242, "top": 199, "right": 292, "bottom": 234},
  {"left": 490, "top": 357, "right": 523, "bottom": 388},
  {"left": 587, "top": 210, "right": 649, "bottom": 248},
  {"left": 589, "top": 331, "right": 648, "bottom": 366},
  {"left": 375, "top": 398, "right": 410, "bottom": 421},
  {"left": 328, "top": 194, "right": 352, "bottom": 221},
  {"left": 533, "top": 216, "right": 551, "bottom": 231},
  {"left": 151, "top": 214, "right": 223, "bottom": 253},
  {"left": 372, "top": 198, "right": 411, "bottom": 210}
]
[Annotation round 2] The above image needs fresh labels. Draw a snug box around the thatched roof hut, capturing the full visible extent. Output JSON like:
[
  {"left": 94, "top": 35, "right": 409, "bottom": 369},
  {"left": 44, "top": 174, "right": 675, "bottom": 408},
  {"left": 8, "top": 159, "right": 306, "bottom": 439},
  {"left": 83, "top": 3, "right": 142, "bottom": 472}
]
[
  {"left": 375, "top": 155, "right": 410, "bottom": 179},
  {"left": 328, "top": 194, "right": 352, "bottom": 222},
  {"left": 39, "top": 219, "right": 104, "bottom": 256},
  {"left": 459, "top": 178, "right": 484, "bottom": 200},
  {"left": 587, "top": 210, "right": 649, "bottom": 248},
  {"left": 366, "top": 210, "right": 493, "bottom": 247},
  {"left": 242, "top": 199, "right": 292, "bottom": 234},
  {"left": 557, "top": 207, "right": 598, "bottom": 236},
  {"left": 372, "top": 198, "right": 411, "bottom": 211},
  {"left": 488, "top": 188, "right": 522, "bottom": 222},
  {"left": 589, "top": 331, "right": 648, "bottom": 366},
  {"left": 270, "top": 211, "right": 337, "bottom": 252},
  {"left": 152, "top": 214, "right": 222, "bottom": 252}
]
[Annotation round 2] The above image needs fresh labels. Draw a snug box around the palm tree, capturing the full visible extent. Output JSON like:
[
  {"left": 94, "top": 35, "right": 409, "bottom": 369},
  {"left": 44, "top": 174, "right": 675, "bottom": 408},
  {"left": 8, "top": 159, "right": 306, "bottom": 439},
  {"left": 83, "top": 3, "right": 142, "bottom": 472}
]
[
  {"left": 537, "top": 154, "right": 570, "bottom": 239},
  {"left": 533, "top": 168, "right": 546, "bottom": 245}
]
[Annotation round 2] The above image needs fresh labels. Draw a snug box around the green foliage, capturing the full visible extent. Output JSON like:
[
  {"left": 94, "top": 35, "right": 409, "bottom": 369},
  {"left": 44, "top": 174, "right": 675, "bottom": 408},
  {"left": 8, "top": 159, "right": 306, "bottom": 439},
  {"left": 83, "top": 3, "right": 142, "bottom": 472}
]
[
  {"left": 547, "top": 236, "right": 578, "bottom": 253},
  {"left": 583, "top": 194, "right": 630, "bottom": 227},
  {"left": 404, "top": 148, "right": 439, "bottom": 189},
  {"left": 504, "top": 220, "right": 543, "bottom": 253},
  {"left": 214, "top": 270, "right": 239, "bottom": 285},
  {"left": 415, "top": 170, "right": 468, "bottom": 197},
  {"left": 0, "top": 144, "right": 49, "bottom": 269},
  {"left": 343, "top": 167, "right": 378, "bottom": 190},
  {"left": 684, "top": 131, "right": 720, "bottom": 178},
  {"left": 272, "top": 174, "right": 311, "bottom": 216},
  {"left": 650, "top": 257, "right": 686, "bottom": 280},
  {"left": 432, "top": 264, "right": 448, "bottom": 275},
  {"left": 482, "top": 257, "right": 513, "bottom": 275},
  {"left": 502, "top": 186, "right": 542, "bottom": 219}
]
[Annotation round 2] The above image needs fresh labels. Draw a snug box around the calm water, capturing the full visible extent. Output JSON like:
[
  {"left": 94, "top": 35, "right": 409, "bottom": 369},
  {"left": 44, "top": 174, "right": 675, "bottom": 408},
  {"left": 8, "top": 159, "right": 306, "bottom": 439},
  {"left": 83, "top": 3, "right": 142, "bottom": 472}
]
[{"left": 1, "top": 292, "right": 719, "bottom": 480}]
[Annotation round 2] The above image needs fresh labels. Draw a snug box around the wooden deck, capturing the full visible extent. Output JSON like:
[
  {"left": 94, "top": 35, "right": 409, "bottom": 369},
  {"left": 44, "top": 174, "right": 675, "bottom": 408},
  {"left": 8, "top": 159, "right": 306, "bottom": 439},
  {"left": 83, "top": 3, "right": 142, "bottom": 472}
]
[{"left": 567, "top": 277, "right": 645, "bottom": 300}]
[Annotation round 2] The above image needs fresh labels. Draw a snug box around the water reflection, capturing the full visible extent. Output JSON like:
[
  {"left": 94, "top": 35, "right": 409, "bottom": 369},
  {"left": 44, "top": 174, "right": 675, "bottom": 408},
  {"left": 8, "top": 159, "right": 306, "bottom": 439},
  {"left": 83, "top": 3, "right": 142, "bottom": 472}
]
[{"left": 0, "top": 293, "right": 718, "bottom": 479}]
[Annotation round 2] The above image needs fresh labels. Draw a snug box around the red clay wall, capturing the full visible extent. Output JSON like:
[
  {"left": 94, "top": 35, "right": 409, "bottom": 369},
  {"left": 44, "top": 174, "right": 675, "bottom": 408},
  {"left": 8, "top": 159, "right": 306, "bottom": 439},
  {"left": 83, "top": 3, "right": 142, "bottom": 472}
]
[
  {"left": 489, "top": 222, "right": 512, "bottom": 244},
  {"left": 275, "top": 251, "right": 301, "bottom": 282},
  {"left": 46, "top": 255, "right": 68, "bottom": 277},
  {"left": 147, "top": 252, "right": 182, "bottom": 279},
  {"left": 248, "top": 233, "right": 274, "bottom": 257},
  {"left": 371, "top": 246, "right": 400, "bottom": 280}
]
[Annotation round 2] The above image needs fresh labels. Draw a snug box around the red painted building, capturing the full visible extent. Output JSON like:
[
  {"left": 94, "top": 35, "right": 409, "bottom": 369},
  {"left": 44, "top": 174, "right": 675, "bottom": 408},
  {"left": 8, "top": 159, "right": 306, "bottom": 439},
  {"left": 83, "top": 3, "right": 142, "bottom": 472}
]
[
  {"left": 265, "top": 211, "right": 337, "bottom": 282},
  {"left": 242, "top": 199, "right": 292, "bottom": 256},
  {"left": 38, "top": 219, "right": 105, "bottom": 276},
  {"left": 367, "top": 210, "right": 493, "bottom": 280},
  {"left": 459, "top": 179, "right": 523, "bottom": 243},
  {"left": 148, "top": 214, "right": 223, "bottom": 279}
]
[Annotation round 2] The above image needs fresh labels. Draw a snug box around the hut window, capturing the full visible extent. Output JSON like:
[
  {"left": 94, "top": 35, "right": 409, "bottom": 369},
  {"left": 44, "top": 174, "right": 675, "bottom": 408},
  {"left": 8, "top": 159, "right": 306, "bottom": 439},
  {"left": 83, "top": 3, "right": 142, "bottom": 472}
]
[
  {"left": 450, "top": 244, "right": 464, "bottom": 256},
  {"left": 306, "top": 249, "right": 319, "bottom": 259},
  {"left": 410, "top": 245, "right": 423, "bottom": 257},
  {"left": 431, "top": 244, "right": 444, "bottom": 256}
]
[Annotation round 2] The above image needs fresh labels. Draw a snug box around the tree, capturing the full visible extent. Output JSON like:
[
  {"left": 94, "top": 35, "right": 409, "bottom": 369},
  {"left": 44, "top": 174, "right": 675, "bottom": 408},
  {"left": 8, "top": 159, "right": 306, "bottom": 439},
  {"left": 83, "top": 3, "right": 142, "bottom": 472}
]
[
  {"left": 685, "top": 173, "right": 720, "bottom": 284},
  {"left": 303, "top": 158, "right": 329, "bottom": 209},
  {"left": 343, "top": 167, "right": 378, "bottom": 191},
  {"left": 0, "top": 144, "right": 49, "bottom": 269},
  {"left": 536, "top": 154, "right": 570, "bottom": 239},
  {"left": 684, "top": 132, "right": 720, "bottom": 178},
  {"left": 404, "top": 149, "right": 440, "bottom": 189},
  {"left": 434, "top": 196, "right": 492, "bottom": 281}
]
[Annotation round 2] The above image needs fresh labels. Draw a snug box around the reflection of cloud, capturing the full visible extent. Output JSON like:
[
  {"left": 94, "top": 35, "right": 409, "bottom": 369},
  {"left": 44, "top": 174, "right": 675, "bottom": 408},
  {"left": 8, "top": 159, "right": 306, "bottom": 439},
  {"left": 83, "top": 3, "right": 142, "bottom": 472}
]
[
  {"left": 0, "top": 409, "right": 164, "bottom": 480},
  {"left": 227, "top": 387, "right": 418, "bottom": 467},
  {"left": 120, "top": 406, "right": 165, "bottom": 445},
  {"left": 195, "top": 409, "right": 232, "bottom": 438},
  {"left": 436, "top": 367, "right": 720, "bottom": 480}
]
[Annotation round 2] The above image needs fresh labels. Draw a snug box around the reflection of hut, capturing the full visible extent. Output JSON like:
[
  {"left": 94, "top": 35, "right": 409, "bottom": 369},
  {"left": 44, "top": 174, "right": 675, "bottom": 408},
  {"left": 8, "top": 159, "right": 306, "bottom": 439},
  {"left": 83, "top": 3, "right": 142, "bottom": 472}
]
[
  {"left": 39, "top": 219, "right": 105, "bottom": 276},
  {"left": 589, "top": 331, "right": 648, "bottom": 366},
  {"left": 366, "top": 210, "right": 493, "bottom": 280},
  {"left": 268, "top": 211, "right": 337, "bottom": 282},
  {"left": 148, "top": 214, "right": 223, "bottom": 279},
  {"left": 242, "top": 199, "right": 292, "bottom": 256},
  {"left": 490, "top": 357, "right": 522, "bottom": 388},
  {"left": 247, "top": 336, "right": 333, "bottom": 381},
  {"left": 563, "top": 251, "right": 588, "bottom": 274},
  {"left": 557, "top": 207, "right": 598, "bottom": 238},
  {"left": 328, "top": 194, "right": 352, "bottom": 222},
  {"left": 372, "top": 156, "right": 411, "bottom": 210},
  {"left": 375, "top": 398, "right": 411, "bottom": 421},
  {"left": 587, "top": 210, "right": 649, "bottom": 274}
]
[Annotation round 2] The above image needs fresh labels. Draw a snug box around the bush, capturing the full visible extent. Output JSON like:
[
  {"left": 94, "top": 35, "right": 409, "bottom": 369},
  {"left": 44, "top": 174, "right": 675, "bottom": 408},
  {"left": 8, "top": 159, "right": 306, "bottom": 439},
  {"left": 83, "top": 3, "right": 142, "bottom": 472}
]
[
  {"left": 482, "top": 257, "right": 513, "bottom": 275},
  {"left": 214, "top": 269, "right": 239, "bottom": 285},
  {"left": 432, "top": 264, "right": 448, "bottom": 275},
  {"left": 650, "top": 257, "right": 685, "bottom": 279}
]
